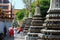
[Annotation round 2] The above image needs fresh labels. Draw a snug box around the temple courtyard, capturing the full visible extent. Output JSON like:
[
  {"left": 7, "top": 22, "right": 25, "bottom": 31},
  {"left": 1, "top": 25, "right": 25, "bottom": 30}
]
[{"left": 4, "top": 33, "right": 25, "bottom": 40}]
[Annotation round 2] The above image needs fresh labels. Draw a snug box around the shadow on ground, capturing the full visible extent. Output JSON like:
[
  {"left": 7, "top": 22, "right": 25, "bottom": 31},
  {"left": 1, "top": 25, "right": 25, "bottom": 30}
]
[{"left": 4, "top": 35, "right": 14, "bottom": 40}]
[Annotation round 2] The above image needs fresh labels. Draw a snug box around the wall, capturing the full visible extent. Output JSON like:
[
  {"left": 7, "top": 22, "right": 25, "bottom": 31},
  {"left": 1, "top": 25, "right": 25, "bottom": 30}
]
[{"left": 14, "top": 9, "right": 20, "bottom": 14}]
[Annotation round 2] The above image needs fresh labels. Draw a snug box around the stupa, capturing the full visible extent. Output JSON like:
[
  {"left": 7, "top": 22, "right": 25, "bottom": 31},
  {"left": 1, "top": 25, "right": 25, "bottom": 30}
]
[
  {"left": 22, "top": 14, "right": 28, "bottom": 35},
  {"left": 25, "top": 0, "right": 44, "bottom": 40},
  {"left": 23, "top": 12, "right": 32, "bottom": 33},
  {"left": 23, "top": 7, "right": 32, "bottom": 34},
  {"left": 29, "top": 0, "right": 44, "bottom": 33},
  {"left": 41, "top": 0, "right": 60, "bottom": 40}
]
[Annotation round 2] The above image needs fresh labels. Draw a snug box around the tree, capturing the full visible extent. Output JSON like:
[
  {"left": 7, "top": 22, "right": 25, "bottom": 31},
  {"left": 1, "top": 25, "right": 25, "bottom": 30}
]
[
  {"left": 23, "top": 0, "right": 50, "bottom": 17},
  {"left": 16, "top": 10, "right": 25, "bottom": 20},
  {"left": 23, "top": 0, "right": 35, "bottom": 15},
  {"left": 31, "top": 0, "right": 50, "bottom": 17},
  {"left": 16, "top": 0, "right": 50, "bottom": 20},
  {"left": 31, "top": 2, "right": 35, "bottom": 15},
  {"left": 40, "top": 0, "right": 50, "bottom": 17}
]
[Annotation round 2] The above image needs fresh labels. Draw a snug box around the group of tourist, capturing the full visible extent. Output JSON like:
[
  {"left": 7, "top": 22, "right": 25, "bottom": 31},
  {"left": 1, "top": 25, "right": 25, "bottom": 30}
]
[{"left": 4, "top": 26, "right": 23, "bottom": 37}]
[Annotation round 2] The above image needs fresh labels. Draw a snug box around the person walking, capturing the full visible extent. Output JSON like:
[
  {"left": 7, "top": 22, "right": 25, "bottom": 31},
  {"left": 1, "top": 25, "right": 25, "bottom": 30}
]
[
  {"left": 4, "top": 26, "right": 7, "bottom": 36},
  {"left": 20, "top": 27, "right": 23, "bottom": 37},
  {"left": 20, "top": 27, "right": 23, "bottom": 32},
  {"left": 9, "top": 27, "right": 14, "bottom": 37}
]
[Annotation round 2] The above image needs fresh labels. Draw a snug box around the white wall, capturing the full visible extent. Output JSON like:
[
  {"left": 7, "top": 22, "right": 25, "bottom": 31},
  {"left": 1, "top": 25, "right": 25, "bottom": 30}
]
[
  {"left": 6, "top": 22, "right": 12, "bottom": 31},
  {"left": 0, "top": 21, "right": 12, "bottom": 33},
  {"left": 0, "top": 21, "right": 5, "bottom": 33}
]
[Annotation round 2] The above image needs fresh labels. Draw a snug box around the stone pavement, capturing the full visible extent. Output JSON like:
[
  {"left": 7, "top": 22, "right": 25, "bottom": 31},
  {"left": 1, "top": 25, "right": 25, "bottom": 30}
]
[
  {"left": 4, "top": 33, "right": 25, "bottom": 40},
  {"left": 4, "top": 36, "right": 14, "bottom": 40},
  {"left": 14, "top": 33, "right": 25, "bottom": 40}
]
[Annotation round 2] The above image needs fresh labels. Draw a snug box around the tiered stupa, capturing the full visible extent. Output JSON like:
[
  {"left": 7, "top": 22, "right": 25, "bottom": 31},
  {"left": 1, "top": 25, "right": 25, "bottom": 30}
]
[
  {"left": 22, "top": 14, "right": 28, "bottom": 34},
  {"left": 25, "top": 0, "right": 44, "bottom": 40},
  {"left": 41, "top": 0, "right": 60, "bottom": 40},
  {"left": 29, "top": 0, "right": 44, "bottom": 33},
  {"left": 23, "top": 12, "right": 32, "bottom": 33},
  {"left": 23, "top": 0, "right": 33, "bottom": 34}
]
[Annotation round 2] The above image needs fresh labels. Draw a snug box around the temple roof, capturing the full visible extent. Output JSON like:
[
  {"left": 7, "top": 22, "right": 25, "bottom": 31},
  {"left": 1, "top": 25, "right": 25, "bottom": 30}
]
[{"left": 0, "top": 0, "right": 9, "bottom": 3}]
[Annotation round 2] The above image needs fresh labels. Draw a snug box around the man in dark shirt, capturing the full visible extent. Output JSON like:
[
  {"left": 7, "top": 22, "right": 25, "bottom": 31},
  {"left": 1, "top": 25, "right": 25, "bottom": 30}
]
[{"left": 4, "top": 26, "right": 7, "bottom": 36}]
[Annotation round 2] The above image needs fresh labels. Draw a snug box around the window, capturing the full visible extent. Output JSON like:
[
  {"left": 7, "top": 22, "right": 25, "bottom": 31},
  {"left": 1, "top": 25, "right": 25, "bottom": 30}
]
[
  {"left": 3, "top": 6, "right": 8, "bottom": 9},
  {"left": 3, "top": 0, "right": 9, "bottom": 3},
  {"left": 0, "top": 6, "right": 8, "bottom": 9},
  {"left": 0, "top": 0, "right": 9, "bottom": 3}
]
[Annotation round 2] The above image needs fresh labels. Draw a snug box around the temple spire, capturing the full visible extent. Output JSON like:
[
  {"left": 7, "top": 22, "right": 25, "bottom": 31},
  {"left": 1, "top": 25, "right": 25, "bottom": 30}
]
[
  {"left": 41, "top": 0, "right": 60, "bottom": 40},
  {"left": 28, "top": 0, "right": 32, "bottom": 18},
  {"left": 34, "top": 0, "right": 41, "bottom": 16},
  {"left": 28, "top": 11, "right": 32, "bottom": 18},
  {"left": 36, "top": 0, "right": 39, "bottom": 6},
  {"left": 48, "top": 0, "right": 60, "bottom": 13},
  {"left": 23, "top": 14, "right": 27, "bottom": 20}
]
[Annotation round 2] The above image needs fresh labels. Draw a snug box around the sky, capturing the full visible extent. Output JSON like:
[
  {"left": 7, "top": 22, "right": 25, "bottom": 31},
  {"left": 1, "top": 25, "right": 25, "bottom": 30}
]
[{"left": 9, "top": 0, "right": 25, "bottom": 9}]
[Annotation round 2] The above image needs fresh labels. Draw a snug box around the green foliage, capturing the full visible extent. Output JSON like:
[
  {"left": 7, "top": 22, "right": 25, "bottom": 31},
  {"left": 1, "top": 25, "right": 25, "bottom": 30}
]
[
  {"left": 16, "top": 9, "right": 29, "bottom": 20},
  {"left": 16, "top": 0, "right": 50, "bottom": 20},
  {"left": 40, "top": 0, "right": 50, "bottom": 17},
  {"left": 31, "top": 2, "right": 35, "bottom": 15},
  {"left": 31, "top": 0, "right": 50, "bottom": 17},
  {"left": 26, "top": 11, "right": 29, "bottom": 17},
  {"left": 16, "top": 10, "right": 25, "bottom": 20},
  {"left": 29, "top": 0, "right": 50, "bottom": 17}
]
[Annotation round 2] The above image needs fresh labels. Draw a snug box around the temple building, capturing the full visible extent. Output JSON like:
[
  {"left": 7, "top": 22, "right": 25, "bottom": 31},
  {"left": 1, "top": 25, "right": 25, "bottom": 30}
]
[
  {"left": 0, "top": 0, "right": 14, "bottom": 33},
  {"left": 41, "top": 0, "right": 60, "bottom": 40}
]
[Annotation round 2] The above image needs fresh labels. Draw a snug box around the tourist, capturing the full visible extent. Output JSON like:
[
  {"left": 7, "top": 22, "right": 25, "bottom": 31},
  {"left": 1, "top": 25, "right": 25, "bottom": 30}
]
[
  {"left": 17, "top": 27, "right": 20, "bottom": 33},
  {"left": 4, "top": 26, "right": 7, "bottom": 36},
  {"left": 20, "top": 27, "right": 23, "bottom": 36},
  {"left": 20, "top": 27, "right": 23, "bottom": 32},
  {"left": 9, "top": 27, "right": 14, "bottom": 37},
  {"left": 14, "top": 27, "right": 17, "bottom": 36}
]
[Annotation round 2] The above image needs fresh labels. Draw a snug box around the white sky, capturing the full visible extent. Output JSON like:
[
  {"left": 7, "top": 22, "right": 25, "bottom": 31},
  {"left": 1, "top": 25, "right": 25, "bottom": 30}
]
[{"left": 9, "top": 0, "right": 25, "bottom": 9}]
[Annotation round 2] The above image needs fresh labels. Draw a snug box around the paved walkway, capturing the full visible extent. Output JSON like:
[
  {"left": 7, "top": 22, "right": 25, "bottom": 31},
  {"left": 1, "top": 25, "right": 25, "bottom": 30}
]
[{"left": 4, "top": 33, "right": 25, "bottom": 40}]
